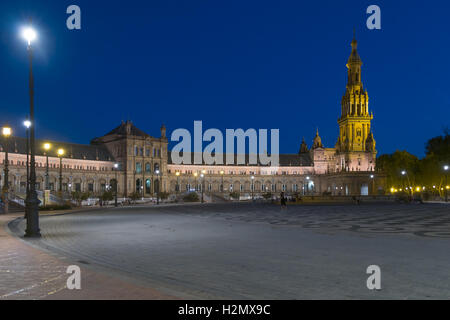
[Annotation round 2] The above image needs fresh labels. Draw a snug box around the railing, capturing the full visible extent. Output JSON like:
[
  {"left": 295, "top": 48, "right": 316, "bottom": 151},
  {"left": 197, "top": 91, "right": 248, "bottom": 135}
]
[
  {"left": 7, "top": 193, "right": 26, "bottom": 207},
  {"left": 36, "top": 190, "right": 65, "bottom": 205}
]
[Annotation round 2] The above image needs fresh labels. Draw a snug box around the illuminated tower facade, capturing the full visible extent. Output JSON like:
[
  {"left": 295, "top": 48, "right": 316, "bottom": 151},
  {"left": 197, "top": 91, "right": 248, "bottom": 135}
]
[{"left": 335, "top": 37, "right": 376, "bottom": 172}]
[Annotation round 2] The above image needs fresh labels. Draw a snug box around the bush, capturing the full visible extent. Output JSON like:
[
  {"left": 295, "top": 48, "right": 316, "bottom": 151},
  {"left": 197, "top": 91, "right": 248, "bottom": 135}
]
[
  {"left": 230, "top": 191, "right": 240, "bottom": 200},
  {"left": 159, "top": 192, "right": 170, "bottom": 200},
  {"left": 422, "top": 191, "right": 432, "bottom": 201},
  {"left": 183, "top": 192, "right": 199, "bottom": 202},
  {"left": 40, "top": 204, "right": 72, "bottom": 211},
  {"left": 129, "top": 191, "right": 142, "bottom": 202},
  {"left": 101, "top": 191, "right": 114, "bottom": 202},
  {"left": 262, "top": 192, "right": 272, "bottom": 200}
]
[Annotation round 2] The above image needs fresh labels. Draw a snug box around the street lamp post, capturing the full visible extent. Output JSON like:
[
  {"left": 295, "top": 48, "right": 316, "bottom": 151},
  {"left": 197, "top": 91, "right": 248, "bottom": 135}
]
[
  {"left": 43, "top": 143, "right": 51, "bottom": 206},
  {"left": 370, "top": 174, "right": 375, "bottom": 196},
  {"left": 251, "top": 175, "right": 255, "bottom": 201},
  {"left": 24, "top": 120, "right": 31, "bottom": 198},
  {"left": 175, "top": 171, "right": 180, "bottom": 194},
  {"left": 193, "top": 172, "right": 198, "bottom": 193},
  {"left": 306, "top": 176, "right": 310, "bottom": 195},
  {"left": 2, "top": 126, "right": 12, "bottom": 214},
  {"left": 57, "top": 148, "right": 64, "bottom": 195},
  {"left": 114, "top": 163, "right": 119, "bottom": 207},
  {"left": 401, "top": 170, "right": 412, "bottom": 201},
  {"left": 23, "top": 25, "right": 41, "bottom": 238},
  {"left": 444, "top": 165, "right": 449, "bottom": 202},
  {"left": 220, "top": 170, "right": 224, "bottom": 194},
  {"left": 200, "top": 172, "right": 205, "bottom": 203},
  {"left": 155, "top": 169, "right": 160, "bottom": 205}
]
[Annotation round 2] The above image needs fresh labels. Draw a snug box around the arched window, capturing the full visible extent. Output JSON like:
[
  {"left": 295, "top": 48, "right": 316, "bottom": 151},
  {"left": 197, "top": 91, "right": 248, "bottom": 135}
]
[
  {"left": 145, "top": 163, "right": 151, "bottom": 173},
  {"left": 154, "top": 163, "right": 160, "bottom": 173}
]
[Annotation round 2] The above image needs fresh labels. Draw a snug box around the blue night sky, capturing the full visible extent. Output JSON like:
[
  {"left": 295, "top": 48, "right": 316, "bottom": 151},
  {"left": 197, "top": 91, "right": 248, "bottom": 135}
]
[{"left": 0, "top": 0, "right": 448, "bottom": 158}]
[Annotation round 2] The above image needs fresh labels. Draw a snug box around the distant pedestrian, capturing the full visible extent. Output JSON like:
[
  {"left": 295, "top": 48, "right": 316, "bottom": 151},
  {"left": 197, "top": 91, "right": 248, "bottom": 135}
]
[{"left": 280, "top": 192, "right": 287, "bottom": 209}]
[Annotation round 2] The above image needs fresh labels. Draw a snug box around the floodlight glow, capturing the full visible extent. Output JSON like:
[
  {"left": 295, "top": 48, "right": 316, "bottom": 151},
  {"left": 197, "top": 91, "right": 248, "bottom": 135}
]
[
  {"left": 2, "top": 126, "right": 12, "bottom": 137},
  {"left": 24, "top": 120, "right": 32, "bottom": 128},
  {"left": 22, "top": 27, "right": 37, "bottom": 45}
]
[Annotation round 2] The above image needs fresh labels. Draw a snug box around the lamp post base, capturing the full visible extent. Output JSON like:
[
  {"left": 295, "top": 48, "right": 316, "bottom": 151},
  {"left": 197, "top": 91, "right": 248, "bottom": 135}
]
[{"left": 24, "top": 193, "right": 41, "bottom": 238}]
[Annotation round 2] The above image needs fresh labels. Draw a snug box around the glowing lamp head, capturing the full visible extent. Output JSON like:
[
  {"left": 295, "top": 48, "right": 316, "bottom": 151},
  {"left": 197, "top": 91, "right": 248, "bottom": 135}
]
[
  {"left": 43, "top": 143, "right": 51, "bottom": 151},
  {"left": 155, "top": 170, "right": 160, "bottom": 175},
  {"left": 114, "top": 163, "right": 119, "bottom": 169},
  {"left": 2, "top": 126, "right": 12, "bottom": 137},
  {"left": 220, "top": 170, "right": 224, "bottom": 175},
  {"left": 401, "top": 171, "right": 406, "bottom": 175},
  {"left": 444, "top": 165, "right": 449, "bottom": 171},
  {"left": 175, "top": 172, "right": 180, "bottom": 176},
  {"left": 24, "top": 120, "right": 31, "bottom": 129},
  {"left": 57, "top": 148, "right": 65, "bottom": 156},
  {"left": 22, "top": 27, "right": 37, "bottom": 45}
]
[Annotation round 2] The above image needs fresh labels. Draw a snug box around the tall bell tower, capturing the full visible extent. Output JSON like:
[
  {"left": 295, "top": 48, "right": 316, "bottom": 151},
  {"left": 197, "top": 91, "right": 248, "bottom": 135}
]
[{"left": 335, "top": 36, "right": 376, "bottom": 172}]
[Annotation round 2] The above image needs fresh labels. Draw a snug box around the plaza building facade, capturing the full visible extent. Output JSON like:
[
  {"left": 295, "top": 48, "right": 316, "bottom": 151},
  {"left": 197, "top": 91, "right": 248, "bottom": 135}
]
[{"left": 0, "top": 38, "right": 383, "bottom": 201}]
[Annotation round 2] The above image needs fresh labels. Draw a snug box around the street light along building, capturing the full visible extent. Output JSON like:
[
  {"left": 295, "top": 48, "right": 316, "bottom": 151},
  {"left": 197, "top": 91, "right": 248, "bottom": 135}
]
[{"left": 0, "top": 37, "right": 381, "bottom": 200}]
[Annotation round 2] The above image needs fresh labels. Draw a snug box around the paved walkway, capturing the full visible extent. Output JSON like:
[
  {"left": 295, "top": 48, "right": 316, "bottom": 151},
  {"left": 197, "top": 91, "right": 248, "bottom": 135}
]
[
  {"left": 0, "top": 213, "right": 175, "bottom": 300},
  {"left": 7, "top": 203, "right": 450, "bottom": 299}
]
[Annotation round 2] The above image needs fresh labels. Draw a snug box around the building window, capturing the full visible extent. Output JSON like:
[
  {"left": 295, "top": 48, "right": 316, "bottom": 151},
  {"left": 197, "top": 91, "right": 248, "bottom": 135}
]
[
  {"left": 88, "top": 183, "right": 94, "bottom": 192},
  {"left": 136, "top": 162, "right": 142, "bottom": 174},
  {"left": 145, "top": 163, "right": 151, "bottom": 173}
]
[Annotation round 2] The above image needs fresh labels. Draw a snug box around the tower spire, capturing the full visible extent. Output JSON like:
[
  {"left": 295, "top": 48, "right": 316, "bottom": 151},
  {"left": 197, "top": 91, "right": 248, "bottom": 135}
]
[{"left": 338, "top": 35, "right": 374, "bottom": 154}]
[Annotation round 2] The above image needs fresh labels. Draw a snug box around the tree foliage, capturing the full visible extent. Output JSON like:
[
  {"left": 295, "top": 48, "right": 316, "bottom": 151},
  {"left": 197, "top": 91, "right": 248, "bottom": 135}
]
[{"left": 377, "top": 130, "right": 449, "bottom": 196}]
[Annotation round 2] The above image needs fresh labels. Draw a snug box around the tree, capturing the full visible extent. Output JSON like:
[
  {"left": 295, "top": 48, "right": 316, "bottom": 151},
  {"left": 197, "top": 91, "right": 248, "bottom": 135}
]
[
  {"left": 377, "top": 150, "right": 419, "bottom": 188},
  {"left": 71, "top": 191, "right": 90, "bottom": 206},
  {"left": 377, "top": 129, "right": 450, "bottom": 198},
  {"left": 129, "top": 191, "right": 141, "bottom": 203},
  {"left": 425, "top": 128, "right": 450, "bottom": 162}
]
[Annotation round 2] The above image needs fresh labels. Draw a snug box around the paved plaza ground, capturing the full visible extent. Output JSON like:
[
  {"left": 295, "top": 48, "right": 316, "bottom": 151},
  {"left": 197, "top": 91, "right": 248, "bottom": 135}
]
[{"left": 2, "top": 202, "right": 450, "bottom": 299}]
